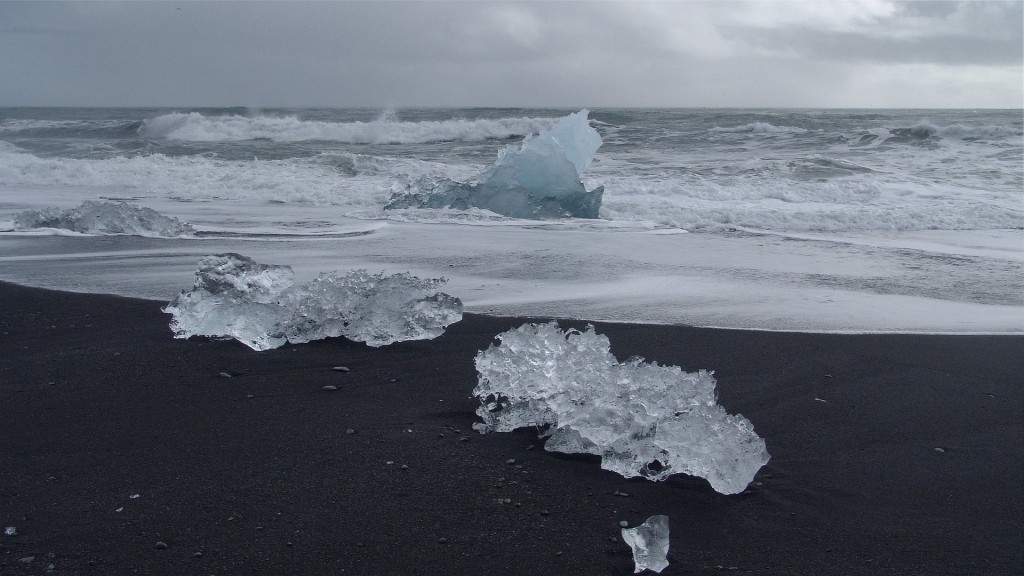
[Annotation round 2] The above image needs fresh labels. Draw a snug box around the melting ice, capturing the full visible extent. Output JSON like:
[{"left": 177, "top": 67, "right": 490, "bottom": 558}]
[
  {"left": 473, "top": 322, "right": 769, "bottom": 494},
  {"left": 13, "top": 200, "right": 194, "bottom": 237},
  {"left": 621, "top": 515, "right": 670, "bottom": 574},
  {"left": 385, "top": 109, "right": 604, "bottom": 219},
  {"left": 164, "top": 253, "right": 463, "bottom": 351}
]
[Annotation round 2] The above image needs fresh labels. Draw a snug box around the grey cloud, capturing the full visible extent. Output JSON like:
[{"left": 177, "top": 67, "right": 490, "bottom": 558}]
[{"left": 0, "top": 1, "right": 1019, "bottom": 108}]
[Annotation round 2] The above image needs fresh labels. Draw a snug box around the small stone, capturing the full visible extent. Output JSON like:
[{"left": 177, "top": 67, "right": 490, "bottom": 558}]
[
  {"left": 218, "top": 372, "right": 232, "bottom": 378},
  {"left": 613, "top": 491, "right": 630, "bottom": 497},
  {"left": 130, "top": 494, "right": 140, "bottom": 499},
  {"left": 438, "top": 537, "right": 447, "bottom": 544},
  {"left": 332, "top": 366, "right": 350, "bottom": 372},
  {"left": 19, "top": 556, "right": 34, "bottom": 564},
  {"left": 286, "top": 541, "right": 294, "bottom": 547},
  {"left": 193, "top": 552, "right": 203, "bottom": 558},
  {"left": 322, "top": 385, "right": 338, "bottom": 391},
  {"left": 540, "top": 510, "right": 550, "bottom": 516},
  {"left": 934, "top": 447, "right": 946, "bottom": 453},
  {"left": 246, "top": 394, "right": 255, "bottom": 399},
  {"left": 556, "top": 551, "right": 563, "bottom": 556},
  {"left": 619, "top": 520, "right": 629, "bottom": 528},
  {"left": 458, "top": 437, "right": 469, "bottom": 442},
  {"left": 505, "top": 458, "right": 516, "bottom": 464},
  {"left": 503, "top": 498, "right": 512, "bottom": 504},
  {"left": 346, "top": 429, "right": 357, "bottom": 435},
  {"left": 155, "top": 541, "right": 168, "bottom": 550},
  {"left": 400, "top": 464, "right": 409, "bottom": 470}
]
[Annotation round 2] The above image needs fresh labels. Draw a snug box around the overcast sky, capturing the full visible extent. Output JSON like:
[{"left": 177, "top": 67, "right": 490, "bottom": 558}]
[{"left": 0, "top": 1, "right": 1020, "bottom": 108}]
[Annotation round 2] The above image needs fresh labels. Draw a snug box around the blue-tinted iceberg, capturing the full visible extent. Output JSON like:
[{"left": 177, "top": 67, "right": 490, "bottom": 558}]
[
  {"left": 473, "top": 322, "right": 769, "bottom": 495},
  {"left": 622, "top": 515, "right": 670, "bottom": 574},
  {"left": 164, "top": 253, "right": 463, "bottom": 351},
  {"left": 13, "top": 200, "right": 195, "bottom": 237},
  {"left": 386, "top": 110, "right": 604, "bottom": 219}
]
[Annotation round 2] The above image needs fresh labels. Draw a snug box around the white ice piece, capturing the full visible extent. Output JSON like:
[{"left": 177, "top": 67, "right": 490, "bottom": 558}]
[
  {"left": 386, "top": 110, "right": 604, "bottom": 218},
  {"left": 164, "top": 253, "right": 462, "bottom": 351},
  {"left": 3, "top": 526, "right": 15, "bottom": 537},
  {"left": 13, "top": 200, "right": 195, "bottom": 237},
  {"left": 621, "top": 515, "right": 670, "bottom": 573},
  {"left": 473, "top": 322, "right": 769, "bottom": 494}
]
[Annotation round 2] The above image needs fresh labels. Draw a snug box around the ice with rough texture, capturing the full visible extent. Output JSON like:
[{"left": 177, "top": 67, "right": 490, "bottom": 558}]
[
  {"left": 385, "top": 109, "right": 604, "bottom": 219},
  {"left": 473, "top": 322, "right": 769, "bottom": 494},
  {"left": 622, "top": 515, "right": 670, "bottom": 574},
  {"left": 164, "top": 253, "right": 462, "bottom": 351},
  {"left": 13, "top": 200, "right": 195, "bottom": 237}
]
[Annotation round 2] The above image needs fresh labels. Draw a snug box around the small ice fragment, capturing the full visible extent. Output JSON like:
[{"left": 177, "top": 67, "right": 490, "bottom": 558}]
[
  {"left": 621, "top": 515, "right": 670, "bottom": 574},
  {"left": 130, "top": 493, "right": 140, "bottom": 499},
  {"left": 164, "top": 254, "right": 463, "bottom": 351},
  {"left": 13, "top": 200, "right": 194, "bottom": 237},
  {"left": 4, "top": 526, "right": 15, "bottom": 536},
  {"left": 115, "top": 507, "right": 124, "bottom": 512}
]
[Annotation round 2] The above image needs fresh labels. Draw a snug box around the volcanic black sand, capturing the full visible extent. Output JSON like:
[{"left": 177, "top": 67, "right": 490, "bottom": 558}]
[{"left": 1, "top": 280, "right": 1021, "bottom": 575}]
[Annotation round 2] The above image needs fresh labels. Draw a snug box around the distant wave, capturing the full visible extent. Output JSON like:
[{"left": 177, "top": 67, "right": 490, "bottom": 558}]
[
  {"left": 0, "top": 118, "right": 142, "bottom": 138},
  {"left": 139, "top": 112, "right": 554, "bottom": 144},
  {"left": 892, "top": 121, "right": 1022, "bottom": 141},
  {"left": 709, "top": 122, "right": 809, "bottom": 135}
]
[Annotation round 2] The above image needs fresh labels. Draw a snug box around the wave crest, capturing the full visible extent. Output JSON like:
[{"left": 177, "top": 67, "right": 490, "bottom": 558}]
[
  {"left": 709, "top": 122, "right": 809, "bottom": 135},
  {"left": 139, "top": 112, "right": 554, "bottom": 144}
]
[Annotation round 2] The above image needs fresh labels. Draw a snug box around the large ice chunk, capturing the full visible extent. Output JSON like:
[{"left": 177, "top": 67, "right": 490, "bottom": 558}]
[
  {"left": 164, "top": 254, "right": 463, "bottom": 350},
  {"left": 385, "top": 110, "right": 604, "bottom": 219},
  {"left": 622, "top": 515, "right": 670, "bottom": 574},
  {"left": 473, "top": 322, "right": 769, "bottom": 494},
  {"left": 13, "top": 200, "right": 195, "bottom": 237}
]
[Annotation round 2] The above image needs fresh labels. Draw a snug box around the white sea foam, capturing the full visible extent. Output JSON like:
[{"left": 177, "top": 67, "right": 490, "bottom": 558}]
[
  {"left": 139, "top": 112, "right": 554, "bottom": 144},
  {"left": 709, "top": 122, "right": 809, "bottom": 135}
]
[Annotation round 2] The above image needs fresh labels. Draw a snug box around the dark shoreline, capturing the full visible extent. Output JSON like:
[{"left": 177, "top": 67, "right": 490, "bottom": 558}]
[{"left": 2, "top": 281, "right": 1021, "bottom": 575}]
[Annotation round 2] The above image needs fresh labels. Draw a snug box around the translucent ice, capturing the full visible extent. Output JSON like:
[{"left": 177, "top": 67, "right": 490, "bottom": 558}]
[
  {"left": 473, "top": 322, "right": 769, "bottom": 494},
  {"left": 164, "top": 254, "right": 462, "bottom": 351},
  {"left": 386, "top": 110, "right": 604, "bottom": 219},
  {"left": 13, "top": 200, "right": 195, "bottom": 237},
  {"left": 621, "top": 515, "right": 670, "bottom": 574}
]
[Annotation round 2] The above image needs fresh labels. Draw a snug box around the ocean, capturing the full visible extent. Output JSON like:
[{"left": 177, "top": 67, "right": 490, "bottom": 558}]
[{"left": 0, "top": 107, "right": 1021, "bottom": 333}]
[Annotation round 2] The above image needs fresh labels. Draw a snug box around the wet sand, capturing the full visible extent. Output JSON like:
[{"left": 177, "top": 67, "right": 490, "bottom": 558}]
[{"left": 1, "top": 281, "right": 1021, "bottom": 575}]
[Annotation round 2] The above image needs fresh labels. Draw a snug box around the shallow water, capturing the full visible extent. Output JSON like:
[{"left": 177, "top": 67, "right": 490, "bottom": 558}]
[{"left": 1, "top": 107, "right": 1021, "bottom": 333}]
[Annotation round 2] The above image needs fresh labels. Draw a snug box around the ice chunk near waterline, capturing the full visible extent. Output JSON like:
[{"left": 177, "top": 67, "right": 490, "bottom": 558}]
[
  {"left": 13, "top": 200, "right": 195, "bottom": 237},
  {"left": 473, "top": 323, "right": 769, "bottom": 495},
  {"left": 163, "top": 254, "right": 462, "bottom": 351},
  {"left": 385, "top": 109, "right": 604, "bottom": 219},
  {"left": 622, "top": 515, "right": 670, "bottom": 574}
]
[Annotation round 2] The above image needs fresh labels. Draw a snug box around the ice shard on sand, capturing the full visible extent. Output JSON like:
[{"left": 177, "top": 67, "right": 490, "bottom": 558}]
[
  {"left": 473, "top": 322, "right": 769, "bottom": 495},
  {"left": 386, "top": 109, "right": 604, "bottom": 219},
  {"left": 622, "top": 515, "right": 670, "bottom": 573},
  {"left": 164, "top": 253, "right": 463, "bottom": 351}
]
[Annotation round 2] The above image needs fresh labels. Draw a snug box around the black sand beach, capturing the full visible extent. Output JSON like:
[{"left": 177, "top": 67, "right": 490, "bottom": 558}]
[{"left": 1, "top": 280, "right": 1021, "bottom": 575}]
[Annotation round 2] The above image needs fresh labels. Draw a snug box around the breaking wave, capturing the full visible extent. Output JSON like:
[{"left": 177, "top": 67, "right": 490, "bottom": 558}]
[
  {"left": 139, "top": 112, "right": 554, "bottom": 144},
  {"left": 709, "top": 122, "right": 810, "bottom": 135}
]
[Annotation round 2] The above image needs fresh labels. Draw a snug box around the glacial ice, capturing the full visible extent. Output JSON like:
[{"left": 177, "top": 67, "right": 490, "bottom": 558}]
[
  {"left": 13, "top": 200, "right": 195, "bottom": 237},
  {"left": 163, "top": 253, "right": 462, "bottom": 351},
  {"left": 385, "top": 110, "right": 604, "bottom": 219},
  {"left": 621, "top": 515, "right": 670, "bottom": 574},
  {"left": 473, "top": 322, "right": 769, "bottom": 494}
]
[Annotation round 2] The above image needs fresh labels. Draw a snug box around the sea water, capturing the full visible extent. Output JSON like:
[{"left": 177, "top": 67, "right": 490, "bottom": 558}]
[{"left": 0, "top": 107, "right": 1020, "bottom": 333}]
